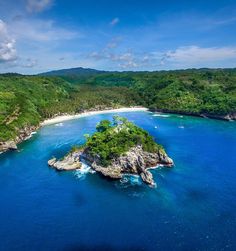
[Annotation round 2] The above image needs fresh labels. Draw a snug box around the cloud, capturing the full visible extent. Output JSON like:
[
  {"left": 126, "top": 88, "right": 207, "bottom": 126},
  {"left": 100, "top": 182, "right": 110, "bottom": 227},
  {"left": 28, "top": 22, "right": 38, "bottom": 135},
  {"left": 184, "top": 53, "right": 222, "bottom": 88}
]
[
  {"left": 86, "top": 49, "right": 153, "bottom": 69},
  {"left": 0, "top": 19, "right": 17, "bottom": 63},
  {"left": 86, "top": 45, "right": 236, "bottom": 70},
  {"left": 26, "top": 0, "right": 53, "bottom": 13},
  {"left": 162, "top": 46, "right": 236, "bottom": 66},
  {"left": 110, "top": 17, "right": 120, "bottom": 26}
]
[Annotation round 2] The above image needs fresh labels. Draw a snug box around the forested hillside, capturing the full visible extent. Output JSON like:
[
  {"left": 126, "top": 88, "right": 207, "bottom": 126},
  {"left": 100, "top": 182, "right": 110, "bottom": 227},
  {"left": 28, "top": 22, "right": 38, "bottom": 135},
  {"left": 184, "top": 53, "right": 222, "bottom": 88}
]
[
  {"left": 78, "top": 69, "right": 236, "bottom": 116},
  {"left": 0, "top": 74, "right": 139, "bottom": 142},
  {"left": 0, "top": 68, "right": 236, "bottom": 144}
]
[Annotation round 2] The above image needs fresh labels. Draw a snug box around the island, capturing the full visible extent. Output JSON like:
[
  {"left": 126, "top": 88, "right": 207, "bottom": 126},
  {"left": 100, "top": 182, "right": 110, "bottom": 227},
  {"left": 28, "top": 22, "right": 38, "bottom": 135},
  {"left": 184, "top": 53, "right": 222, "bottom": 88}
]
[{"left": 48, "top": 116, "right": 173, "bottom": 186}]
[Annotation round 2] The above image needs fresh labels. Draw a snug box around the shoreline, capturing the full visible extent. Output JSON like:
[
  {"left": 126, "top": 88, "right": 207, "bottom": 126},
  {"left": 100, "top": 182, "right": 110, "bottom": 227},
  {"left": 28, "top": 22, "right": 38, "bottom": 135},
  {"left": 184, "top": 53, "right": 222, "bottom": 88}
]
[
  {"left": 1, "top": 106, "right": 234, "bottom": 155},
  {"left": 41, "top": 107, "right": 148, "bottom": 126},
  {"left": 149, "top": 109, "right": 236, "bottom": 121}
]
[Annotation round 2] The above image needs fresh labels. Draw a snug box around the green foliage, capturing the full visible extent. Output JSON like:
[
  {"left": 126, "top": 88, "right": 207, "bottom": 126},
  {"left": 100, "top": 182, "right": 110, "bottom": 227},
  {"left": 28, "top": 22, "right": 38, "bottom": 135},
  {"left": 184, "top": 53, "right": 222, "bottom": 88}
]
[
  {"left": 59, "top": 68, "right": 236, "bottom": 116},
  {"left": 96, "top": 120, "right": 112, "bottom": 132},
  {"left": 0, "top": 68, "right": 236, "bottom": 142},
  {"left": 0, "top": 75, "right": 139, "bottom": 141},
  {"left": 70, "top": 145, "right": 84, "bottom": 153},
  {"left": 85, "top": 116, "right": 162, "bottom": 166}
]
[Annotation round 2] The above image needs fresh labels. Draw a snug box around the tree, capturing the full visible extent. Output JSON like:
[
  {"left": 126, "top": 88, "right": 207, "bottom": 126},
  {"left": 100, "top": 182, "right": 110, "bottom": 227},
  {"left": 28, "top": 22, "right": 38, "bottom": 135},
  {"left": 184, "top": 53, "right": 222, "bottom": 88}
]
[{"left": 96, "top": 120, "right": 112, "bottom": 132}]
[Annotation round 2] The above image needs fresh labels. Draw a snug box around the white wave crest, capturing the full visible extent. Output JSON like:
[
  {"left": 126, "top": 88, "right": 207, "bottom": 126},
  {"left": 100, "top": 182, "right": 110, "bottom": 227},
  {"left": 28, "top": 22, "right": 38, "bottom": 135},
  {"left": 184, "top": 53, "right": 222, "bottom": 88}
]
[
  {"left": 120, "top": 174, "right": 142, "bottom": 186},
  {"left": 153, "top": 114, "right": 170, "bottom": 118},
  {"left": 55, "top": 123, "right": 64, "bottom": 127},
  {"left": 74, "top": 163, "right": 93, "bottom": 180}
]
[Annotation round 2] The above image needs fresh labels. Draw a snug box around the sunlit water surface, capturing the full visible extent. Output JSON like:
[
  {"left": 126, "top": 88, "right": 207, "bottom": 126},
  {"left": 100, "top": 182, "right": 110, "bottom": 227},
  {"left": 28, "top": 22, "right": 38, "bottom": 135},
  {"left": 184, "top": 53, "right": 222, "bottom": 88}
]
[{"left": 0, "top": 111, "right": 236, "bottom": 251}]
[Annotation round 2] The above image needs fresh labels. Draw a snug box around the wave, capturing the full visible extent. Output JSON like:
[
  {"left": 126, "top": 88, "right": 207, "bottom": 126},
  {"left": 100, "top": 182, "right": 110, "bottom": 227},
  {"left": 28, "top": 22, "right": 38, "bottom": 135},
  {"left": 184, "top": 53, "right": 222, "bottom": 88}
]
[
  {"left": 147, "top": 165, "right": 162, "bottom": 170},
  {"left": 152, "top": 114, "right": 170, "bottom": 118},
  {"left": 119, "top": 174, "right": 142, "bottom": 187},
  {"left": 74, "top": 163, "right": 93, "bottom": 180},
  {"left": 55, "top": 123, "right": 64, "bottom": 127}
]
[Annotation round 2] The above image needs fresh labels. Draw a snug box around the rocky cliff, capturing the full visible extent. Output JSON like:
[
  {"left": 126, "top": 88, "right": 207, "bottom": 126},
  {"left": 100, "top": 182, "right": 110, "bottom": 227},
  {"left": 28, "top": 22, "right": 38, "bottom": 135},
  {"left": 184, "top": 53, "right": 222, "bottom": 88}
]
[
  {"left": 48, "top": 145, "right": 173, "bottom": 186},
  {"left": 0, "top": 125, "right": 38, "bottom": 154}
]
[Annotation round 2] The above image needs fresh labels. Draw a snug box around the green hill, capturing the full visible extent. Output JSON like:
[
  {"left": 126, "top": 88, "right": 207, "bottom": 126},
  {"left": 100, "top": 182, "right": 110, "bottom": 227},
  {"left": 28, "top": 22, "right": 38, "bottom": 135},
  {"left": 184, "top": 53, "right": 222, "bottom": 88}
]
[
  {"left": 0, "top": 75, "right": 139, "bottom": 142},
  {"left": 0, "top": 68, "right": 235, "bottom": 146}
]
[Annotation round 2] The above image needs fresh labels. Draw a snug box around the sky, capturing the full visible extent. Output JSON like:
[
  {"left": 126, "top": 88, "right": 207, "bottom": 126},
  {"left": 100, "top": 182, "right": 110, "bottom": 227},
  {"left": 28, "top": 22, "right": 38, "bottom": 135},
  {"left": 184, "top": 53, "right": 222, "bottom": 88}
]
[{"left": 0, "top": 0, "right": 236, "bottom": 74}]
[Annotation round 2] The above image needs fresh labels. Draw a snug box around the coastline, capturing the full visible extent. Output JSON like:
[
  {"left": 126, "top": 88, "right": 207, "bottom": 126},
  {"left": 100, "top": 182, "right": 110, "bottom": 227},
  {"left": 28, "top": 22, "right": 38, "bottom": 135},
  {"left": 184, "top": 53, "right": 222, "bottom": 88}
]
[
  {"left": 0, "top": 107, "right": 147, "bottom": 154},
  {"left": 149, "top": 109, "right": 236, "bottom": 121},
  {"left": 1, "top": 106, "right": 234, "bottom": 155},
  {"left": 41, "top": 107, "right": 148, "bottom": 126}
]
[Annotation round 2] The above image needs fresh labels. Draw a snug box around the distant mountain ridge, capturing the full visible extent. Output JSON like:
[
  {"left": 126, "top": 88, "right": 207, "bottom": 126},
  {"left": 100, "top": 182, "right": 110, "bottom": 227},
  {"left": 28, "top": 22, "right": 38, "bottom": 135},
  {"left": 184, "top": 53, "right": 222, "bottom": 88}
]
[
  {"left": 39, "top": 67, "right": 236, "bottom": 77},
  {"left": 39, "top": 67, "right": 106, "bottom": 76}
]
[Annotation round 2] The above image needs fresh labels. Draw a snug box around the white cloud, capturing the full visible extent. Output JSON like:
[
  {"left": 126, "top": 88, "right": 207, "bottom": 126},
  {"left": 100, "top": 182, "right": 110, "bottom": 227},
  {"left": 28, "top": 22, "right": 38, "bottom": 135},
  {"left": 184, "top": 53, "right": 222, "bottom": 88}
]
[
  {"left": 86, "top": 45, "right": 236, "bottom": 70},
  {"left": 26, "top": 0, "right": 53, "bottom": 13},
  {"left": 86, "top": 50, "right": 151, "bottom": 69},
  {"left": 0, "top": 19, "right": 17, "bottom": 63},
  {"left": 110, "top": 17, "right": 120, "bottom": 26},
  {"left": 162, "top": 46, "right": 236, "bottom": 65}
]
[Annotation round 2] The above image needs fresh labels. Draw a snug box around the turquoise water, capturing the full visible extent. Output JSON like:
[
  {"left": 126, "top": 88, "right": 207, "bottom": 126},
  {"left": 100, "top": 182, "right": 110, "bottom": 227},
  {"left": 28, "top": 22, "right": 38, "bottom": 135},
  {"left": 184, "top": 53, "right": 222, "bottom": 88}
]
[{"left": 0, "top": 111, "right": 236, "bottom": 251}]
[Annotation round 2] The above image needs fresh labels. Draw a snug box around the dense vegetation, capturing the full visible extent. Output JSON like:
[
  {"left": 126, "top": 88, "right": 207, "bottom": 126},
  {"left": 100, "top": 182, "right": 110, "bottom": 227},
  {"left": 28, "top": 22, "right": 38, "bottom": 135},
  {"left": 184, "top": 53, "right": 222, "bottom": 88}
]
[
  {"left": 84, "top": 116, "right": 163, "bottom": 166},
  {"left": 0, "top": 68, "right": 236, "bottom": 142},
  {"left": 75, "top": 69, "right": 236, "bottom": 116},
  {"left": 0, "top": 75, "right": 138, "bottom": 141}
]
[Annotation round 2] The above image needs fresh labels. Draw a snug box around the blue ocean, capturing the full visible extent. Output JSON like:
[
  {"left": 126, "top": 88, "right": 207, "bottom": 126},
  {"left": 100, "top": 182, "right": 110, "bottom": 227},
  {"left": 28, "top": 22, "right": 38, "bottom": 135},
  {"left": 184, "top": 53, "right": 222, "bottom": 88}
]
[{"left": 0, "top": 111, "right": 236, "bottom": 251}]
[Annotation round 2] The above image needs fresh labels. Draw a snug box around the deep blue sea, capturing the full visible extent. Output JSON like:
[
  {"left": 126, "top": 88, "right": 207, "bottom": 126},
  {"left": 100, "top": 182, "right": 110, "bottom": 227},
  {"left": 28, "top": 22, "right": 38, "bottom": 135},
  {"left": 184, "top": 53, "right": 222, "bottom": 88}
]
[{"left": 0, "top": 111, "right": 236, "bottom": 251}]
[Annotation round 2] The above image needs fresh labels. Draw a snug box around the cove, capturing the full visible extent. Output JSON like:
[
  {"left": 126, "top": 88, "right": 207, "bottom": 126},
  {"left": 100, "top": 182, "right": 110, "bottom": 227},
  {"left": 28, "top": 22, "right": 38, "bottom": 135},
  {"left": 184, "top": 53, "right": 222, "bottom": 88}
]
[{"left": 0, "top": 111, "right": 236, "bottom": 251}]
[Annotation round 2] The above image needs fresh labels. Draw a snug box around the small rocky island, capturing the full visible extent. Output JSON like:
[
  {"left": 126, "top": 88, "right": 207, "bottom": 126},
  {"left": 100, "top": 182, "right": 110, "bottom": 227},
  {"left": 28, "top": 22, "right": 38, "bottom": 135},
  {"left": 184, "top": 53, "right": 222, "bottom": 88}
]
[{"left": 48, "top": 116, "right": 173, "bottom": 186}]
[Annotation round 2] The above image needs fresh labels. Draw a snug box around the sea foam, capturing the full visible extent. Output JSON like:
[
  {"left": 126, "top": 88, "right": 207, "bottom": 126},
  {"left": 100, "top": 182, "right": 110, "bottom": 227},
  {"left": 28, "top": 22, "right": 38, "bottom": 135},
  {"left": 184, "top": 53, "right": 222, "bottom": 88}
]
[
  {"left": 74, "top": 163, "right": 93, "bottom": 180},
  {"left": 152, "top": 114, "right": 170, "bottom": 118},
  {"left": 120, "top": 174, "right": 142, "bottom": 187},
  {"left": 55, "top": 123, "right": 64, "bottom": 127}
]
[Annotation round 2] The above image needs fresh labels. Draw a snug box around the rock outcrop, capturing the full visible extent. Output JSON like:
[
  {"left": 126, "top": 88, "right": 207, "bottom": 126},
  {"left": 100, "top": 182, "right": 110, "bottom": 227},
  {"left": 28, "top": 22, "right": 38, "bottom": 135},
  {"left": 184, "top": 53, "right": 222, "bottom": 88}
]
[
  {"left": 0, "top": 140, "right": 17, "bottom": 152},
  {"left": 48, "top": 152, "right": 82, "bottom": 171},
  {"left": 0, "top": 125, "right": 39, "bottom": 154},
  {"left": 48, "top": 145, "right": 173, "bottom": 186}
]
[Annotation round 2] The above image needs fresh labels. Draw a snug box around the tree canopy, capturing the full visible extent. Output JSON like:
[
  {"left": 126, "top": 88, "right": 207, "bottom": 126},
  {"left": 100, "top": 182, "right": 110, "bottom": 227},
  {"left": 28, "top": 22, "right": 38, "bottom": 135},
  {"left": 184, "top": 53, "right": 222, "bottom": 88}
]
[{"left": 85, "top": 116, "right": 163, "bottom": 166}]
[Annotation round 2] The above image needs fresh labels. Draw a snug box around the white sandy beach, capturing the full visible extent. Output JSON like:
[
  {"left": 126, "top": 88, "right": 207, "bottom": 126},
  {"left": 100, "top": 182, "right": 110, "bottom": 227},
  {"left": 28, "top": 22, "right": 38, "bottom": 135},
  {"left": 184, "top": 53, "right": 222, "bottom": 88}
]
[{"left": 41, "top": 107, "right": 148, "bottom": 126}]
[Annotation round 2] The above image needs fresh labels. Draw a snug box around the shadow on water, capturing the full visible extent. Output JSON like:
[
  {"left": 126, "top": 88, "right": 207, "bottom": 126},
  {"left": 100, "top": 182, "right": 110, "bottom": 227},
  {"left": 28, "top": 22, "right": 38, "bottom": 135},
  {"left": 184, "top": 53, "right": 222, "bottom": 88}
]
[
  {"left": 84, "top": 171, "right": 151, "bottom": 197},
  {"left": 73, "top": 192, "right": 88, "bottom": 208},
  {"left": 185, "top": 187, "right": 210, "bottom": 202}
]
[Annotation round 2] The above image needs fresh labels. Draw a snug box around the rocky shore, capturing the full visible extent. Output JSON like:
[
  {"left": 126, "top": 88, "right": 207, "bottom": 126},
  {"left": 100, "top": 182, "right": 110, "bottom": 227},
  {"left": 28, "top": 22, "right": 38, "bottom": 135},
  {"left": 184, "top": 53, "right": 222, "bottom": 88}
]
[
  {"left": 1, "top": 106, "right": 235, "bottom": 155},
  {"left": 0, "top": 107, "right": 147, "bottom": 154},
  {"left": 0, "top": 125, "right": 38, "bottom": 154},
  {"left": 48, "top": 145, "right": 173, "bottom": 186}
]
